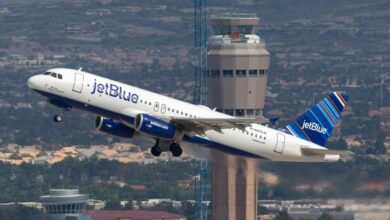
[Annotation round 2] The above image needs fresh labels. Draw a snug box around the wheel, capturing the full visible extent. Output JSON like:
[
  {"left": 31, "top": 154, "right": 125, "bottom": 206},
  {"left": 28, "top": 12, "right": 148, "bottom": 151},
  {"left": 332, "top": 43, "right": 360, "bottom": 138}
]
[
  {"left": 151, "top": 146, "right": 162, "bottom": 157},
  {"left": 170, "top": 143, "right": 183, "bottom": 157},
  {"left": 53, "top": 114, "right": 63, "bottom": 123}
]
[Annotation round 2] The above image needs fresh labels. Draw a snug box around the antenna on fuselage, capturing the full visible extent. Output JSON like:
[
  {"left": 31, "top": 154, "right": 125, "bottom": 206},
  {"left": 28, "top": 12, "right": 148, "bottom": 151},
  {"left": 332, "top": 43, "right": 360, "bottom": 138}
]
[{"left": 78, "top": 67, "right": 83, "bottom": 71}]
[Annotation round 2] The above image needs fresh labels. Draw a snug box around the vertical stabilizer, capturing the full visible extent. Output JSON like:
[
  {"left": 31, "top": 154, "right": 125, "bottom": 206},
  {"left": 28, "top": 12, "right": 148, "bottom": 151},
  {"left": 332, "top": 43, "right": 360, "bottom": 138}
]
[{"left": 284, "top": 92, "right": 349, "bottom": 146}]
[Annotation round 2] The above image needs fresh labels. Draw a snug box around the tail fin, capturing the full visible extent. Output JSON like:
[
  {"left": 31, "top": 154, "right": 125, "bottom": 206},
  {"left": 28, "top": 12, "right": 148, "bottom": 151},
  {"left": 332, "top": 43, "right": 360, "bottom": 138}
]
[{"left": 284, "top": 92, "right": 349, "bottom": 146}]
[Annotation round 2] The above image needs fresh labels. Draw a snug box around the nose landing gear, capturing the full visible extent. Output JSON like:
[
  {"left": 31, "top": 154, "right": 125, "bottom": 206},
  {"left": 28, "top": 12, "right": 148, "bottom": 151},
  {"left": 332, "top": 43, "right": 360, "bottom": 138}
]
[
  {"left": 53, "top": 106, "right": 72, "bottom": 123},
  {"left": 53, "top": 114, "right": 64, "bottom": 123}
]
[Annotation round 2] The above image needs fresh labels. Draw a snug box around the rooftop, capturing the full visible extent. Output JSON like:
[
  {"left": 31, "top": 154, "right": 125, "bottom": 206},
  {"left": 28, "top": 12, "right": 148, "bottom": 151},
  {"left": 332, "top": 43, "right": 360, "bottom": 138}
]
[
  {"left": 87, "top": 210, "right": 186, "bottom": 220},
  {"left": 210, "top": 13, "right": 258, "bottom": 19}
]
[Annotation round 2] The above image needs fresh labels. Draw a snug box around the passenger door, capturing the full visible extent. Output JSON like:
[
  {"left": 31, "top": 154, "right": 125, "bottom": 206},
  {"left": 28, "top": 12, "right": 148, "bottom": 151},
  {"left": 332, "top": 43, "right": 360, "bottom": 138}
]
[
  {"left": 274, "top": 133, "right": 285, "bottom": 154},
  {"left": 72, "top": 72, "right": 84, "bottom": 93}
]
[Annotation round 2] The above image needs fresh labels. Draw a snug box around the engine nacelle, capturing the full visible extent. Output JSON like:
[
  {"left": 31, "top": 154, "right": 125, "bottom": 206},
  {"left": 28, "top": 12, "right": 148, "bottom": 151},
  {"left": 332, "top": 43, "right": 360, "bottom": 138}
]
[
  {"left": 95, "top": 116, "right": 136, "bottom": 139},
  {"left": 134, "top": 114, "right": 177, "bottom": 140}
]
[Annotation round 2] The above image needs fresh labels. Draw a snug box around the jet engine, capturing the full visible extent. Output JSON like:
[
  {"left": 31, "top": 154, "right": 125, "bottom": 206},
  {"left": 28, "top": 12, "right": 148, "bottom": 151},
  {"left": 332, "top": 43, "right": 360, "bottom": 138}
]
[
  {"left": 95, "top": 116, "right": 136, "bottom": 138},
  {"left": 134, "top": 114, "right": 178, "bottom": 140}
]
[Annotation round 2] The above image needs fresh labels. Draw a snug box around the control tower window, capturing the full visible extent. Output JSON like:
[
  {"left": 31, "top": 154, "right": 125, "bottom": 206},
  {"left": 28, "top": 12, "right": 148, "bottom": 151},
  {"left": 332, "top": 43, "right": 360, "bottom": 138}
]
[
  {"left": 213, "top": 25, "right": 231, "bottom": 35},
  {"left": 211, "top": 70, "right": 220, "bottom": 78},
  {"left": 249, "top": 70, "right": 257, "bottom": 77},
  {"left": 236, "top": 70, "right": 246, "bottom": 77},
  {"left": 235, "top": 109, "right": 245, "bottom": 116},
  {"left": 223, "top": 70, "right": 233, "bottom": 78},
  {"left": 259, "top": 69, "right": 266, "bottom": 77},
  {"left": 238, "top": 25, "right": 256, "bottom": 35}
]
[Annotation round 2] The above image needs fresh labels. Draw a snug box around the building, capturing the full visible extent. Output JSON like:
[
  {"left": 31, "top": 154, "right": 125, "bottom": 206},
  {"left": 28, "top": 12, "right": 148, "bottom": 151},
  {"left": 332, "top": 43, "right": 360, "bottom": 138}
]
[
  {"left": 31, "top": 189, "right": 91, "bottom": 220},
  {"left": 207, "top": 13, "right": 270, "bottom": 117},
  {"left": 87, "top": 210, "right": 186, "bottom": 220},
  {"left": 207, "top": 13, "right": 269, "bottom": 220}
]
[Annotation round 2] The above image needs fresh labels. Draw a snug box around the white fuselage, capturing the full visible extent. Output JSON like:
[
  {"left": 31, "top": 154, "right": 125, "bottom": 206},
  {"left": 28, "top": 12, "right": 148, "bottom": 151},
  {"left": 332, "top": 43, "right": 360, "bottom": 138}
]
[{"left": 28, "top": 68, "right": 337, "bottom": 162}]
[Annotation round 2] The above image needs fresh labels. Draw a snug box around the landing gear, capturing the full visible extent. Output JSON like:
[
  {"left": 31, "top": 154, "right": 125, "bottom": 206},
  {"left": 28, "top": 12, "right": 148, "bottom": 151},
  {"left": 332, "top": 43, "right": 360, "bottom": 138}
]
[
  {"left": 170, "top": 143, "right": 183, "bottom": 157},
  {"left": 53, "top": 114, "right": 63, "bottom": 123},
  {"left": 151, "top": 139, "right": 162, "bottom": 157},
  {"left": 52, "top": 106, "right": 71, "bottom": 123},
  {"left": 151, "top": 146, "right": 162, "bottom": 157},
  {"left": 150, "top": 139, "right": 183, "bottom": 157}
]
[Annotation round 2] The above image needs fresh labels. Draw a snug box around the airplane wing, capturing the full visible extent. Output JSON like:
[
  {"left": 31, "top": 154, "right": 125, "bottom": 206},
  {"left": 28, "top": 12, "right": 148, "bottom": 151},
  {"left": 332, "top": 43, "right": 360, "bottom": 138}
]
[
  {"left": 168, "top": 116, "right": 269, "bottom": 134},
  {"left": 300, "top": 146, "right": 354, "bottom": 155},
  {"left": 119, "top": 107, "right": 269, "bottom": 134}
]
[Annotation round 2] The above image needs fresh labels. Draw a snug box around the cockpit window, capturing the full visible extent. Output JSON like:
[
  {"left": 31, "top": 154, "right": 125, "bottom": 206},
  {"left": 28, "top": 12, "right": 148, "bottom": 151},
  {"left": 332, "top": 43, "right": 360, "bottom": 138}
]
[
  {"left": 50, "top": 73, "right": 57, "bottom": 78},
  {"left": 43, "top": 72, "right": 51, "bottom": 75},
  {"left": 58, "top": 74, "right": 63, "bottom": 79}
]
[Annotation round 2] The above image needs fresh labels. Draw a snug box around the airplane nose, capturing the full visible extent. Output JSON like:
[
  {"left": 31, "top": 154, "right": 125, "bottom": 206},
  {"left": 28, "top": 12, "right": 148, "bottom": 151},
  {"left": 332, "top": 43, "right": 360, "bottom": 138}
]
[{"left": 27, "top": 75, "right": 39, "bottom": 89}]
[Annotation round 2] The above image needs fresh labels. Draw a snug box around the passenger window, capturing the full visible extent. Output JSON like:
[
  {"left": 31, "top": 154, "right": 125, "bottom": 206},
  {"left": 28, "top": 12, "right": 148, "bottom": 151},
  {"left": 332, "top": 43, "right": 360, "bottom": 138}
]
[{"left": 58, "top": 74, "right": 63, "bottom": 79}]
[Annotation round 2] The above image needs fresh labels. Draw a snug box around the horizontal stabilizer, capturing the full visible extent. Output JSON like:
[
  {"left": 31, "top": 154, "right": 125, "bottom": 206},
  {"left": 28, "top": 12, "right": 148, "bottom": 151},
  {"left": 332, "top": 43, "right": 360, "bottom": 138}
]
[{"left": 301, "top": 146, "right": 354, "bottom": 155}]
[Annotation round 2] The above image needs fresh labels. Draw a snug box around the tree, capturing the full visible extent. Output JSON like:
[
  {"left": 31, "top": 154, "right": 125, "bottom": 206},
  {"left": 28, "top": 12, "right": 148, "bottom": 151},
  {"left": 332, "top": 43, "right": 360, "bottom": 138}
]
[
  {"left": 327, "top": 138, "right": 348, "bottom": 150},
  {"left": 318, "top": 212, "right": 334, "bottom": 220},
  {"left": 258, "top": 206, "right": 269, "bottom": 215},
  {"left": 104, "top": 199, "right": 123, "bottom": 210},
  {"left": 366, "top": 134, "right": 387, "bottom": 155},
  {"left": 275, "top": 210, "right": 293, "bottom": 220}
]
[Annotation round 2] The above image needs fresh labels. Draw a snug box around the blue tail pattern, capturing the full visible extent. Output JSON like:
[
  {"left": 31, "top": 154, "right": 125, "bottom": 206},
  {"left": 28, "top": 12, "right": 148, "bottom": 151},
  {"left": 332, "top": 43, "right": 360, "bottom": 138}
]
[{"left": 284, "top": 92, "right": 349, "bottom": 146}]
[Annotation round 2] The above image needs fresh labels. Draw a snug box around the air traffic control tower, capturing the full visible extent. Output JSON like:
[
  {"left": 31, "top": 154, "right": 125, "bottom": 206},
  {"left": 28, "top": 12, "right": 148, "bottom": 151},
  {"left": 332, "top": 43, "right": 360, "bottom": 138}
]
[
  {"left": 207, "top": 13, "right": 270, "bottom": 117},
  {"left": 207, "top": 13, "right": 270, "bottom": 220},
  {"left": 31, "top": 189, "right": 91, "bottom": 220}
]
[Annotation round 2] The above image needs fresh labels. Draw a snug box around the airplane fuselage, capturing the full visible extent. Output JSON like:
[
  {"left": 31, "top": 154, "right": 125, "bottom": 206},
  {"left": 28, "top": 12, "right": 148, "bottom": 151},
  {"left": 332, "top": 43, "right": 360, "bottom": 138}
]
[{"left": 28, "top": 68, "right": 339, "bottom": 162}]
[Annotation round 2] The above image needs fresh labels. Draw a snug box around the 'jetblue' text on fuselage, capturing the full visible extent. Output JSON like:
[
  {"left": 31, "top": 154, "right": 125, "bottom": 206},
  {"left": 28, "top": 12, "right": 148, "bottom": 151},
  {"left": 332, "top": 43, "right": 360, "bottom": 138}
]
[{"left": 91, "top": 80, "right": 139, "bottom": 103}]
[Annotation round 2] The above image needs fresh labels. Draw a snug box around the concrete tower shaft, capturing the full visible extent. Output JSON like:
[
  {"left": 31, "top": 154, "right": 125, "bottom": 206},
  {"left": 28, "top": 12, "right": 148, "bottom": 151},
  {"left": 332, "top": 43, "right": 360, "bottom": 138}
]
[
  {"left": 207, "top": 13, "right": 270, "bottom": 117},
  {"left": 211, "top": 153, "right": 259, "bottom": 220}
]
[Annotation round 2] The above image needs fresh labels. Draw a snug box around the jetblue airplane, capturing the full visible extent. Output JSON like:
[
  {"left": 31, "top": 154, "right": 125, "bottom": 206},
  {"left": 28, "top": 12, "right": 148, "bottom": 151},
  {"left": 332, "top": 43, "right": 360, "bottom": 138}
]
[{"left": 27, "top": 68, "right": 353, "bottom": 162}]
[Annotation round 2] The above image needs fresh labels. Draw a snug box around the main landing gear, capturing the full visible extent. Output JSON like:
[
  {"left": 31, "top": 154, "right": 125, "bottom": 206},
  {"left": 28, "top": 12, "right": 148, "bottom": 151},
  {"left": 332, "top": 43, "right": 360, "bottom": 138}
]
[
  {"left": 151, "top": 139, "right": 162, "bottom": 157},
  {"left": 151, "top": 139, "right": 183, "bottom": 157}
]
